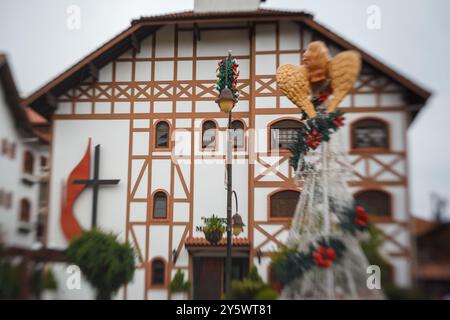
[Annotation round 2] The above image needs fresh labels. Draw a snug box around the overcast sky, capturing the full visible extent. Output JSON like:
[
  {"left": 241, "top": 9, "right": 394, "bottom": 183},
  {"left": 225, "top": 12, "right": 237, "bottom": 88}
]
[{"left": 1, "top": 0, "right": 449, "bottom": 220}]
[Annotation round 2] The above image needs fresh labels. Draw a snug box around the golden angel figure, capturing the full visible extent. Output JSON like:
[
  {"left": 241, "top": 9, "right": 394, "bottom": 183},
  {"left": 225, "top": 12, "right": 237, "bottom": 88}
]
[{"left": 276, "top": 41, "right": 361, "bottom": 118}]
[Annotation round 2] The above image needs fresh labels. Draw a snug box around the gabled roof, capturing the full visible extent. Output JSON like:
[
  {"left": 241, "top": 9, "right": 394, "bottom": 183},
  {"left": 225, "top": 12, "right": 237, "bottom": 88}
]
[
  {"left": 22, "top": 9, "right": 431, "bottom": 119},
  {"left": 417, "top": 221, "right": 450, "bottom": 239},
  {"left": 413, "top": 216, "right": 437, "bottom": 236},
  {"left": 185, "top": 236, "right": 250, "bottom": 247},
  {"left": 0, "top": 54, "right": 50, "bottom": 143},
  {"left": 0, "top": 54, "right": 29, "bottom": 130}
]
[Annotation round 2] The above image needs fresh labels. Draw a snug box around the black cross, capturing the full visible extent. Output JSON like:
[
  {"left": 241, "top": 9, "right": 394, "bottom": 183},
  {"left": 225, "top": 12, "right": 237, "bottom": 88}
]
[{"left": 73, "top": 144, "right": 120, "bottom": 228}]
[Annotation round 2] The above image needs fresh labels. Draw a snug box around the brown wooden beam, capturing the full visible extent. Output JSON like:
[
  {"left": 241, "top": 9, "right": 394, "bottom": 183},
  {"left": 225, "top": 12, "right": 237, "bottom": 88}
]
[
  {"left": 194, "top": 23, "right": 201, "bottom": 41},
  {"left": 248, "top": 22, "right": 255, "bottom": 40},
  {"left": 0, "top": 247, "right": 66, "bottom": 262},
  {"left": 131, "top": 33, "right": 141, "bottom": 54},
  {"left": 88, "top": 62, "right": 99, "bottom": 81},
  {"left": 45, "top": 92, "right": 57, "bottom": 111}
]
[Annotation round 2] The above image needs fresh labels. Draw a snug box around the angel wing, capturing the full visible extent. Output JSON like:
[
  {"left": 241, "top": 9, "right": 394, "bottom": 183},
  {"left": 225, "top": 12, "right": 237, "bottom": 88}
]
[
  {"left": 327, "top": 50, "right": 361, "bottom": 112},
  {"left": 276, "top": 64, "right": 316, "bottom": 118}
]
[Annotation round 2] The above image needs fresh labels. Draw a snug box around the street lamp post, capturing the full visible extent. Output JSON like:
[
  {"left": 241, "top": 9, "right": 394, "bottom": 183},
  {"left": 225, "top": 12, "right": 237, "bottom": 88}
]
[
  {"left": 215, "top": 51, "right": 238, "bottom": 299},
  {"left": 225, "top": 110, "right": 233, "bottom": 300}
]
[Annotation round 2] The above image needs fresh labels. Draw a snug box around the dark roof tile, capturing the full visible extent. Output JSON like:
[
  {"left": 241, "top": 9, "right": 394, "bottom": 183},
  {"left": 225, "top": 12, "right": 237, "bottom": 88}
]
[{"left": 185, "top": 236, "right": 250, "bottom": 247}]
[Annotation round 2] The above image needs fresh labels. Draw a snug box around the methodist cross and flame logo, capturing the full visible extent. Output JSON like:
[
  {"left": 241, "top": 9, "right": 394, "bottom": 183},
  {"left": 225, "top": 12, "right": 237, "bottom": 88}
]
[{"left": 60, "top": 139, "right": 120, "bottom": 241}]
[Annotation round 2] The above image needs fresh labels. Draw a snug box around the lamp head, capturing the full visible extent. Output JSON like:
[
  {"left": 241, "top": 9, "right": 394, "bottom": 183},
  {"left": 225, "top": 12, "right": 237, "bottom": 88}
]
[
  {"left": 232, "top": 213, "right": 245, "bottom": 236},
  {"left": 216, "top": 87, "right": 236, "bottom": 113}
]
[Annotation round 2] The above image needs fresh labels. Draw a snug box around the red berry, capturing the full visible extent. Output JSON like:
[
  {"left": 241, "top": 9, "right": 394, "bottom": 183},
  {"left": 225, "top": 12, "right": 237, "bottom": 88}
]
[
  {"left": 359, "top": 211, "right": 369, "bottom": 220},
  {"left": 326, "top": 248, "right": 336, "bottom": 261},
  {"left": 313, "top": 250, "right": 325, "bottom": 265},
  {"left": 355, "top": 206, "right": 366, "bottom": 214},
  {"left": 355, "top": 218, "right": 367, "bottom": 226},
  {"left": 321, "top": 259, "right": 331, "bottom": 268}
]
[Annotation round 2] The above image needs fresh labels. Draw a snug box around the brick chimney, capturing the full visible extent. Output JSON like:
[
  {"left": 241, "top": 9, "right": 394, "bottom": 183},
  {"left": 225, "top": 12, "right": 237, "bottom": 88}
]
[{"left": 194, "top": 0, "right": 264, "bottom": 13}]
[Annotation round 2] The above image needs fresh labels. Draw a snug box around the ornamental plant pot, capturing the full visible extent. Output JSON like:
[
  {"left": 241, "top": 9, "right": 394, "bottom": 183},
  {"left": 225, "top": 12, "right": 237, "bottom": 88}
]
[{"left": 204, "top": 230, "right": 223, "bottom": 245}]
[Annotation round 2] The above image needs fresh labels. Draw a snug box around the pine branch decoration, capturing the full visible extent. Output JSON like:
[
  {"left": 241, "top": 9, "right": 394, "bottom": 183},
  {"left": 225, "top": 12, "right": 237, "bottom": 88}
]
[{"left": 215, "top": 57, "right": 240, "bottom": 99}]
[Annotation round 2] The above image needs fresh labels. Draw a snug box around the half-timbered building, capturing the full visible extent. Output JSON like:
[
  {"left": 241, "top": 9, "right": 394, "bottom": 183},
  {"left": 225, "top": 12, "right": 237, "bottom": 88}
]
[
  {"left": 0, "top": 54, "right": 50, "bottom": 249},
  {"left": 23, "top": 2, "right": 430, "bottom": 299}
]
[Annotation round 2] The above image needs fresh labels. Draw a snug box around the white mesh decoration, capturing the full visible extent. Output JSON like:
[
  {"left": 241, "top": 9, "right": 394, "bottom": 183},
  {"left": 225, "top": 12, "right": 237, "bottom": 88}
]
[{"left": 280, "top": 132, "right": 384, "bottom": 300}]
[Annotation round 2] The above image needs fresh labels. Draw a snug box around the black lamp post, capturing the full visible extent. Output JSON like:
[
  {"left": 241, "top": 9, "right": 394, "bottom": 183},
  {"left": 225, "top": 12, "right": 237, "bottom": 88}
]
[{"left": 215, "top": 51, "right": 238, "bottom": 300}]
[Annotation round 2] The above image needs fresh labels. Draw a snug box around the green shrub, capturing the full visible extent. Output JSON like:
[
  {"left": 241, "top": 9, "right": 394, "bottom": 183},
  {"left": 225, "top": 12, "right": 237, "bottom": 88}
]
[
  {"left": 42, "top": 268, "right": 58, "bottom": 291},
  {"left": 0, "top": 262, "right": 21, "bottom": 299},
  {"left": 169, "top": 269, "right": 190, "bottom": 294},
  {"left": 360, "top": 225, "right": 392, "bottom": 286},
  {"left": 31, "top": 267, "right": 58, "bottom": 298},
  {"left": 65, "top": 229, "right": 135, "bottom": 300},
  {"left": 247, "top": 266, "right": 263, "bottom": 282},
  {"left": 254, "top": 288, "right": 279, "bottom": 300},
  {"left": 269, "top": 245, "right": 300, "bottom": 287},
  {"left": 231, "top": 278, "right": 266, "bottom": 300},
  {"left": 231, "top": 266, "right": 277, "bottom": 300},
  {"left": 383, "top": 285, "right": 429, "bottom": 300}
]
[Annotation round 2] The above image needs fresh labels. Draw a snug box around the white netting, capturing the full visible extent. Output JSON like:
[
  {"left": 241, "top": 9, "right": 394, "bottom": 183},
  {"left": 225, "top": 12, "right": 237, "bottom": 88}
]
[{"left": 280, "top": 132, "right": 384, "bottom": 300}]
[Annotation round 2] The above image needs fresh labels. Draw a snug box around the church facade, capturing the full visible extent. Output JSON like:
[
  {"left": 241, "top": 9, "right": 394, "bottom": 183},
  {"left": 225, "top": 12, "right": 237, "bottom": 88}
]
[{"left": 24, "top": 9, "right": 430, "bottom": 299}]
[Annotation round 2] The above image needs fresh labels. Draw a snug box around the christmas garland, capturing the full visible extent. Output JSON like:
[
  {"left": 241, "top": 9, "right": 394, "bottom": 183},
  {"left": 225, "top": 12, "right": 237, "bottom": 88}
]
[
  {"left": 271, "top": 236, "right": 346, "bottom": 287},
  {"left": 215, "top": 56, "right": 240, "bottom": 100},
  {"left": 338, "top": 205, "right": 370, "bottom": 235},
  {"left": 289, "top": 110, "right": 345, "bottom": 171}
]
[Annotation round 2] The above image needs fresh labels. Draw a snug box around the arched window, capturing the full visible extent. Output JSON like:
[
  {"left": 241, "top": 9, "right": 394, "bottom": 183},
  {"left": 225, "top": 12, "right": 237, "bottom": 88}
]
[
  {"left": 354, "top": 190, "right": 391, "bottom": 217},
  {"left": 269, "top": 190, "right": 300, "bottom": 219},
  {"left": 351, "top": 118, "right": 389, "bottom": 149},
  {"left": 19, "top": 198, "right": 31, "bottom": 222},
  {"left": 153, "top": 191, "right": 167, "bottom": 219},
  {"left": 202, "top": 121, "right": 216, "bottom": 149},
  {"left": 270, "top": 119, "right": 302, "bottom": 150},
  {"left": 40, "top": 156, "right": 48, "bottom": 169},
  {"left": 155, "top": 121, "right": 169, "bottom": 148},
  {"left": 23, "top": 150, "right": 34, "bottom": 175},
  {"left": 231, "top": 120, "right": 244, "bottom": 148},
  {"left": 151, "top": 259, "right": 166, "bottom": 286}
]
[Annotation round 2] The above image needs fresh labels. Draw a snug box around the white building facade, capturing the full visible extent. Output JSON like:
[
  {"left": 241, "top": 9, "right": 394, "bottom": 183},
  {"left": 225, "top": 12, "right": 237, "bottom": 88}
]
[
  {"left": 24, "top": 9, "right": 429, "bottom": 299},
  {"left": 0, "top": 54, "right": 50, "bottom": 250}
]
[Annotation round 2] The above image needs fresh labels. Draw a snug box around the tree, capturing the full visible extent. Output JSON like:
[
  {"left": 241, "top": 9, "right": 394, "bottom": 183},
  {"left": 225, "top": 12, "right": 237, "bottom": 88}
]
[{"left": 65, "top": 229, "right": 135, "bottom": 300}]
